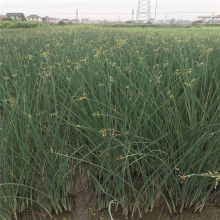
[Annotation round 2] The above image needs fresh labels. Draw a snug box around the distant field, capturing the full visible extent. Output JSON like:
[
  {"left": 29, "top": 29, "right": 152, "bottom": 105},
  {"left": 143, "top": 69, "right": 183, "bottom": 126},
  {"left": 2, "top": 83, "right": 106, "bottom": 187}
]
[
  {"left": 0, "top": 26, "right": 219, "bottom": 219},
  {"left": 0, "top": 21, "right": 220, "bottom": 29},
  {"left": 0, "top": 21, "right": 57, "bottom": 29}
]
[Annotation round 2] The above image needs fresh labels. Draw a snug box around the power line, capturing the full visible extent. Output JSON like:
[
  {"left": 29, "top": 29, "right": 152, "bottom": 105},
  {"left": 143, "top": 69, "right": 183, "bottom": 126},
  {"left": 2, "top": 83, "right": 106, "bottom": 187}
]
[{"left": 35, "top": 11, "right": 220, "bottom": 15}]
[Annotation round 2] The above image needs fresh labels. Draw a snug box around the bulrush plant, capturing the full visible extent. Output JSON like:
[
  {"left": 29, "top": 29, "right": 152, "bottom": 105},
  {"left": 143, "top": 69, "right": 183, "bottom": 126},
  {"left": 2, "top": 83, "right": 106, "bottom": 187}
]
[{"left": 0, "top": 26, "right": 219, "bottom": 219}]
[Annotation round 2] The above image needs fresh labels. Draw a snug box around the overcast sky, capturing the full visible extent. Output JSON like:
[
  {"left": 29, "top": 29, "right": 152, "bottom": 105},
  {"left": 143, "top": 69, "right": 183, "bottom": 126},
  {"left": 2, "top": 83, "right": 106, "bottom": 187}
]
[{"left": 1, "top": 0, "right": 220, "bottom": 21}]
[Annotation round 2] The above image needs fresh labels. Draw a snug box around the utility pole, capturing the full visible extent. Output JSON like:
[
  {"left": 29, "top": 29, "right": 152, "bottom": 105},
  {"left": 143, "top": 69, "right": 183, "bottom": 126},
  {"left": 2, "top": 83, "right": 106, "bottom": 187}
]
[
  {"left": 154, "top": 0, "right": 158, "bottom": 21},
  {"left": 76, "top": 9, "right": 78, "bottom": 23},
  {"left": 132, "top": 9, "right": 134, "bottom": 26}
]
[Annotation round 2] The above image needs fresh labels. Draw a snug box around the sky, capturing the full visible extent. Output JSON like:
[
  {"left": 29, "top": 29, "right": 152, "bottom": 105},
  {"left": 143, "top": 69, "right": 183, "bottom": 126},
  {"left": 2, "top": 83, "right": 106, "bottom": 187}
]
[{"left": 1, "top": 0, "right": 220, "bottom": 21}]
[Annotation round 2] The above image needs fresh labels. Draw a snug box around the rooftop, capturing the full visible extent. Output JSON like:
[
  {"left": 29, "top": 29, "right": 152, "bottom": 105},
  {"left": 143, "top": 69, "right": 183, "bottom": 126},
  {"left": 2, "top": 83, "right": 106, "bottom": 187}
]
[
  {"left": 6, "top": 13, "right": 24, "bottom": 17},
  {"left": 27, "top": 14, "right": 41, "bottom": 18}
]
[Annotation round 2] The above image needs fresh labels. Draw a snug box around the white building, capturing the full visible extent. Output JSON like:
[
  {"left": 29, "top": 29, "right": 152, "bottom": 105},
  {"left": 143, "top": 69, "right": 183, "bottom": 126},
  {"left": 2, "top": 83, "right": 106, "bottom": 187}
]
[{"left": 27, "top": 15, "right": 42, "bottom": 22}]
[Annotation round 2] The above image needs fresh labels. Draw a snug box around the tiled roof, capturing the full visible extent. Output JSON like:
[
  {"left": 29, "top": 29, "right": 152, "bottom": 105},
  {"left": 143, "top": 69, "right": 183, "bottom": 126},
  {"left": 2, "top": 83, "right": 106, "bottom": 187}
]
[
  {"left": 27, "top": 14, "right": 41, "bottom": 18},
  {"left": 6, "top": 13, "right": 24, "bottom": 17}
]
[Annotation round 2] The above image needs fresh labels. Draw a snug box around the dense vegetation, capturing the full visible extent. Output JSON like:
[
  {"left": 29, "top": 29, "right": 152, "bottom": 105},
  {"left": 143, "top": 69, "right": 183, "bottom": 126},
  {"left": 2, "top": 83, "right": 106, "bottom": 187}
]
[
  {"left": 0, "top": 21, "right": 56, "bottom": 29},
  {"left": 0, "top": 26, "right": 219, "bottom": 219},
  {"left": 1, "top": 21, "right": 219, "bottom": 29}
]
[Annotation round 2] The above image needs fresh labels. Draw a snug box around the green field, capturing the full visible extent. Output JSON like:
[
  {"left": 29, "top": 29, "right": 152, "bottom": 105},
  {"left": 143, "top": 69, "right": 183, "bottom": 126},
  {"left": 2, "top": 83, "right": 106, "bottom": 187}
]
[
  {"left": 0, "top": 21, "right": 57, "bottom": 29},
  {"left": 0, "top": 26, "right": 220, "bottom": 219}
]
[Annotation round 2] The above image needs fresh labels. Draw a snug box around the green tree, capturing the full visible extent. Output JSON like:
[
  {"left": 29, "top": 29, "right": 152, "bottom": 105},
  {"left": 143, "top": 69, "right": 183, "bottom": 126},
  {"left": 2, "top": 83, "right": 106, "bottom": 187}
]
[
  {"left": 58, "top": 20, "right": 65, "bottom": 26},
  {"left": 2, "top": 17, "right": 13, "bottom": 21}
]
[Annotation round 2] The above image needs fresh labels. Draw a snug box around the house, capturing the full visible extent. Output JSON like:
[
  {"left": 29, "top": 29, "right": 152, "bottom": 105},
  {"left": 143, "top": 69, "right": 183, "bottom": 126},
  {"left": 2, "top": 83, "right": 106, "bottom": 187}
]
[
  {"left": 92, "top": 20, "right": 101, "bottom": 24},
  {"left": 71, "top": 19, "right": 79, "bottom": 23},
  {"left": 6, "top": 13, "right": 26, "bottom": 20},
  {"left": 27, "top": 15, "right": 42, "bottom": 22},
  {"left": 51, "top": 18, "right": 60, "bottom": 23},
  {"left": 198, "top": 15, "right": 220, "bottom": 24},
  {"left": 0, "top": 15, "right": 7, "bottom": 20},
  {"left": 176, "top": 20, "right": 192, "bottom": 25},
  {"left": 42, "top": 16, "right": 51, "bottom": 22},
  {"left": 41, "top": 16, "right": 60, "bottom": 23},
  {"left": 62, "top": 19, "right": 70, "bottom": 23},
  {"left": 81, "top": 18, "right": 90, "bottom": 23},
  {"left": 213, "top": 15, "right": 220, "bottom": 24}
]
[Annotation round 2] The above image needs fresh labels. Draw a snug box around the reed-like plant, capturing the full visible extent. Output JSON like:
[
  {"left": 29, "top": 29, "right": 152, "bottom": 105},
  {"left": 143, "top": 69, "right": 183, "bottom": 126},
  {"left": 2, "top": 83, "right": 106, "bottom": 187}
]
[{"left": 0, "top": 26, "right": 219, "bottom": 219}]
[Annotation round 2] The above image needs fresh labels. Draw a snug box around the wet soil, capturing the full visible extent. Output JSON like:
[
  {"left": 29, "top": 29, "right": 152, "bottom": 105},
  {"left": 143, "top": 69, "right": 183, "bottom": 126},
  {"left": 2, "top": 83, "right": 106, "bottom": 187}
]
[
  {"left": 19, "top": 203, "right": 220, "bottom": 220},
  {"left": 18, "top": 171, "right": 220, "bottom": 220}
]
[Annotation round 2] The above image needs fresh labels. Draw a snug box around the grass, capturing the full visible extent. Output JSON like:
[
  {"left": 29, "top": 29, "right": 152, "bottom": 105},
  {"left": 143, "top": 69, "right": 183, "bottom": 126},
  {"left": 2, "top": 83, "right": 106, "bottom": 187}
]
[
  {"left": 0, "top": 26, "right": 220, "bottom": 219},
  {"left": 0, "top": 21, "right": 57, "bottom": 29}
]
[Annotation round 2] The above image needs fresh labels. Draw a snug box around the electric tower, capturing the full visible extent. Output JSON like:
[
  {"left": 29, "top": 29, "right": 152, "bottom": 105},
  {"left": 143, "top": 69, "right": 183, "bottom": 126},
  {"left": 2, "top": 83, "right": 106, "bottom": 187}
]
[
  {"left": 76, "top": 9, "right": 78, "bottom": 23},
  {"left": 136, "top": 0, "right": 151, "bottom": 23}
]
